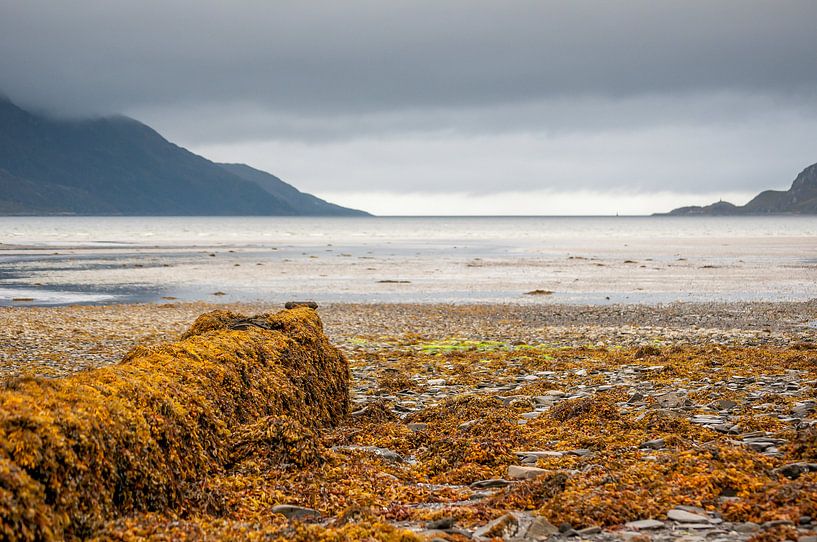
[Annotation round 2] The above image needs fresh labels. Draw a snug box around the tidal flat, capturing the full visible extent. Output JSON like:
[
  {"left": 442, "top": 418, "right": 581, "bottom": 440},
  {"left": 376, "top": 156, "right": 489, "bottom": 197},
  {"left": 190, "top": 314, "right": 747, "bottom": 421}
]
[{"left": 1, "top": 301, "right": 817, "bottom": 541}]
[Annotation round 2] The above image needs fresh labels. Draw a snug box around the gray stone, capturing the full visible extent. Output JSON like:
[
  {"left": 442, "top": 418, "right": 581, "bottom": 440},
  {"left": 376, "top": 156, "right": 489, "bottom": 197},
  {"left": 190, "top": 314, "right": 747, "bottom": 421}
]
[
  {"left": 713, "top": 398, "right": 738, "bottom": 410},
  {"left": 656, "top": 391, "right": 688, "bottom": 409},
  {"left": 776, "top": 462, "right": 817, "bottom": 479},
  {"left": 732, "top": 522, "right": 761, "bottom": 533},
  {"left": 284, "top": 301, "right": 318, "bottom": 309},
  {"left": 426, "top": 517, "right": 455, "bottom": 530},
  {"left": 627, "top": 392, "right": 645, "bottom": 404},
  {"left": 407, "top": 422, "right": 428, "bottom": 432},
  {"left": 566, "top": 448, "right": 592, "bottom": 457},
  {"left": 471, "top": 478, "right": 512, "bottom": 489},
  {"left": 624, "top": 519, "right": 665, "bottom": 530},
  {"left": 640, "top": 438, "right": 666, "bottom": 450},
  {"left": 619, "top": 532, "right": 646, "bottom": 541},
  {"left": 272, "top": 504, "right": 321, "bottom": 521},
  {"left": 508, "top": 465, "right": 547, "bottom": 480},
  {"left": 526, "top": 516, "right": 560, "bottom": 538},
  {"left": 577, "top": 525, "right": 602, "bottom": 535},
  {"left": 473, "top": 513, "right": 521, "bottom": 541},
  {"left": 761, "top": 519, "right": 794, "bottom": 529},
  {"left": 667, "top": 509, "right": 710, "bottom": 523}
]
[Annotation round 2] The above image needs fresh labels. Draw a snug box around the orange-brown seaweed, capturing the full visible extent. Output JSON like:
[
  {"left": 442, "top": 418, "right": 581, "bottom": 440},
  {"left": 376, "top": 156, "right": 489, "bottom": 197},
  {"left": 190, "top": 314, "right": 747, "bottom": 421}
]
[{"left": 0, "top": 307, "right": 349, "bottom": 541}]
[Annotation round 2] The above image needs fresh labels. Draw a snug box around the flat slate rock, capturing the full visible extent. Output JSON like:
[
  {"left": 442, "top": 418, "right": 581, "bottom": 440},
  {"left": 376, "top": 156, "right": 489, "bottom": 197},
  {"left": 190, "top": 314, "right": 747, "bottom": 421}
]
[
  {"left": 271, "top": 504, "right": 321, "bottom": 520},
  {"left": 625, "top": 519, "right": 665, "bottom": 530},
  {"left": 667, "top": 509, "right": 710, "bottom": 523}
]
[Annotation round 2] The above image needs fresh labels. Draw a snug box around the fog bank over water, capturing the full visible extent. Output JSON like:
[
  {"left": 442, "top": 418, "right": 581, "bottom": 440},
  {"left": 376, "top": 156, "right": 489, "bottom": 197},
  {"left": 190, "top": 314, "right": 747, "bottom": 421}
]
[{"left": 315, "top": 191, "right": 758, "bottom": 217}]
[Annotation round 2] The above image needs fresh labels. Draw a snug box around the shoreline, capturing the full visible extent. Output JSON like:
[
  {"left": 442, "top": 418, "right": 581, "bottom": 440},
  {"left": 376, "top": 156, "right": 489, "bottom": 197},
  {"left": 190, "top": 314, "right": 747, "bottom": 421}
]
[{"left": 2, "top": 300, "right": 816, "bottom": 379}]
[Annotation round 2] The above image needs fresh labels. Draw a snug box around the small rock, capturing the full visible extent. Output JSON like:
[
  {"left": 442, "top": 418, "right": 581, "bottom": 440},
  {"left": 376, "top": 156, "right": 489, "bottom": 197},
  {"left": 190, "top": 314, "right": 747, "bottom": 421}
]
[
  {"left": 761, "top": 519, "right": 794, "bottom": 529},
  {"left": 627, "top": 393, "right": 645, "bottom": 404},
  {"left": 508, "top": 465, "right": 547, "bottom": 480},
  {"left": 566, "top": 448, "right": 592, "bottom": 457},
  {"left": 527, "top": 516, "right": 560, "bottom": 538},
  {"left": 407, "top": 422, "right": 428, "bottom": 432},
  {"left": 578, "top": 525, "right": 602, "bottom": 535},
  {"left": 620, "top": 531, "right": 651, "bottom": 541},
  {"left": 640, "top": 438, "right": 666, "bottom": 450},
  {"left": 776, "top": 462, "right": 817, "bottom": 480},
  {"left": 656, "top": 392, "right": 688, "bottom": 409},
  {"left": 624, "top": 519, "right": 665, "bottom": 530},
  {"left": 284, "top": 301, "right": 318, "bottom": 309},
  {"left": 667, "top": 509, "right": 709, "bottom": 523},
  {"left": 272, "top": 504, "right": 321, "bottom": 521},
  {"left": 473, "top": 513, "right": 521, "bottom": 541},
  {"left": 732, "top": 522, "right": 760, "bottom": 533},
  {"left": 712, "top": 398, "right": 738, "bottom": 410},
  {"left": 427, "top": 378, "right": 446, "bottom": 387},
  {"left": 470, "top": 479, "right": 511, "bottom": 489},
  {"left": 426, "top": 517, "right": 455, "bottom": 530}
]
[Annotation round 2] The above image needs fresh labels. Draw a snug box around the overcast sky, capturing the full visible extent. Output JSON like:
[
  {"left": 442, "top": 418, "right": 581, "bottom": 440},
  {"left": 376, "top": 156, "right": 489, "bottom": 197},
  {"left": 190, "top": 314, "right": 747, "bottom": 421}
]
[{"left": 2, "top": 0, "right": 816, "bottom": 214}]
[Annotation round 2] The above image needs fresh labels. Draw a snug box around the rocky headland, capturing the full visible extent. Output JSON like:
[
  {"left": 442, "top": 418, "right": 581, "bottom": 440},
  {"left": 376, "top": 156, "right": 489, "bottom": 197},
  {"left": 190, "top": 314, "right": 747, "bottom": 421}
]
[{"left": 665, "top": 162, "right": 817, "bottom": 215}]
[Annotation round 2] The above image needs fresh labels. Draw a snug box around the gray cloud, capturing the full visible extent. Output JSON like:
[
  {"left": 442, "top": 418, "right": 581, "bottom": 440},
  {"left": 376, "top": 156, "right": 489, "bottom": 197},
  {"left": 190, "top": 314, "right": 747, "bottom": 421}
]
[
  {"left": 2, "top": 0, "right": 815, "bottom": 115},
  {"left": 1, "top": 0, "right": 816, "bottom": 211}
]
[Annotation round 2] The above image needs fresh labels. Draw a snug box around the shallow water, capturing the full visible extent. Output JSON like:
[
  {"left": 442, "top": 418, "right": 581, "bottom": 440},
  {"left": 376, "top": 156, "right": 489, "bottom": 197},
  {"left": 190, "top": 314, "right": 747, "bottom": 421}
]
[{"left": 1, "top": 216, "right": 816, "bottom": 306}]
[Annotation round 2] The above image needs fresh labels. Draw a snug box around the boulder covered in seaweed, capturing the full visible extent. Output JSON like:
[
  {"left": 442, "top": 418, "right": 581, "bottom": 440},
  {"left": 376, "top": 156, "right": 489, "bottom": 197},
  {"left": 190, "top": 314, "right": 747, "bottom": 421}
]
[{"left": 0, "top": 307, "right": 349, "bottom": 541}]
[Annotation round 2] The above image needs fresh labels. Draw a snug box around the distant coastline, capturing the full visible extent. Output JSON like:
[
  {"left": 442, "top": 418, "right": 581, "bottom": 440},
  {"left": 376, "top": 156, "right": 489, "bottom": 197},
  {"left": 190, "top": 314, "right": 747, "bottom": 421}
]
[{"left": 660, "top": 162, "right": 817, "bottom": 216}]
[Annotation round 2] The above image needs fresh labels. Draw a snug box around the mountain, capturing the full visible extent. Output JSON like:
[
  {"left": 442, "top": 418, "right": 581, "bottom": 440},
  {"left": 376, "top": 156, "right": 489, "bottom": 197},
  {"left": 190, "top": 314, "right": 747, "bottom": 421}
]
[
  {"left": 0, "top": 97, "right": 368, "bottom": 216},
  {"left": 665, "top": 162, "right": 817, "bottom": 215},
  {"left": 218, "top": 163, "right": 362, "bottom": 216}
]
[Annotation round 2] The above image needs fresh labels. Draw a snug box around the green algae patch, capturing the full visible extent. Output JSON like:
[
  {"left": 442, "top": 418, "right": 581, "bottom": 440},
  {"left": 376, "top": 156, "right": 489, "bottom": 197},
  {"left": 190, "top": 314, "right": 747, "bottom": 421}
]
[
  {"left": 417, "top": 339, "right": 547, "bottom": 355},
  {"left": 0, "top": 307, "right": 349, "bottom": 541}
]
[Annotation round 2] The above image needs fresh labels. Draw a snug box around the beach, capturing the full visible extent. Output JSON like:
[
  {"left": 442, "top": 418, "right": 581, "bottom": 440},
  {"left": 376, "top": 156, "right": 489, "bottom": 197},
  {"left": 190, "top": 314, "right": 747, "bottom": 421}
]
[
  {"left": 2, "top": 216, "right": 817, "bottom": 540},
  {"left": 2, "top": 300, "right": 816, "bottom": 540},
  {"left": 2, "top": 216, "right": 817, "bottom": 306}
]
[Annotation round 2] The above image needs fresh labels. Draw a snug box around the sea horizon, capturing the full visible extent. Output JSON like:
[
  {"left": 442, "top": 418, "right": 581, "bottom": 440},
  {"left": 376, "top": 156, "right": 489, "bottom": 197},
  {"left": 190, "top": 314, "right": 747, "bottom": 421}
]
[{"left": 2, "top": 215, "right": 815, "bottom": 307}]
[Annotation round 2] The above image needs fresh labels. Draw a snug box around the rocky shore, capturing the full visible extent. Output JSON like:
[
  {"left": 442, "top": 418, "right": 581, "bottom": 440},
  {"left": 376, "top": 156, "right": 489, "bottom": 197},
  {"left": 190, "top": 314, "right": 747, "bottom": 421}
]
[{"left": 1, "top": 301, "right": 816, "bottom": 541}]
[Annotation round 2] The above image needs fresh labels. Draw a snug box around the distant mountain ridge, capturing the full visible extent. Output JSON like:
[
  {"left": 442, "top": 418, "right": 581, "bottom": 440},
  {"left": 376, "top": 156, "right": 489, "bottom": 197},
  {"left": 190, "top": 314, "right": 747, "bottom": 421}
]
[
  {"left": 0, "top": 97, "right": 368, "bottom": 216},
  {"left": 665, "top": 162, "right": 817, "bottom": 215}
]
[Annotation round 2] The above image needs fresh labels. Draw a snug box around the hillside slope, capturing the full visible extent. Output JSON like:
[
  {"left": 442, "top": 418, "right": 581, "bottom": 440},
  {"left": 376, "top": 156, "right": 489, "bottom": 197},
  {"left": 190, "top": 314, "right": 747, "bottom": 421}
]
[
  {"left": 219, "top": 163, "right": 367, "bottom": 216},
  {"left": 0, "top": 98, "right": 366, "bottom": 216}
]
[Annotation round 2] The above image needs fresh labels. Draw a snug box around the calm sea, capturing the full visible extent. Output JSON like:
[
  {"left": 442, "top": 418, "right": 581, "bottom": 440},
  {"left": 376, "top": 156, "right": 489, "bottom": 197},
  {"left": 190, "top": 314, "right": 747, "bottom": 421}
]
[{"left": 1, "top": 216, "right": 816, "bottom": 305}]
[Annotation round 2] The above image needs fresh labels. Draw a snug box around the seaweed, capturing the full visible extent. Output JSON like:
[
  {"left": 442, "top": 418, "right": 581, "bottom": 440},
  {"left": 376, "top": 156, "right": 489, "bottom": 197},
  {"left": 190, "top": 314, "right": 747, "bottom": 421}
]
[{"left": 0, "top": 307, "right": 349, "bottom": 541}]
